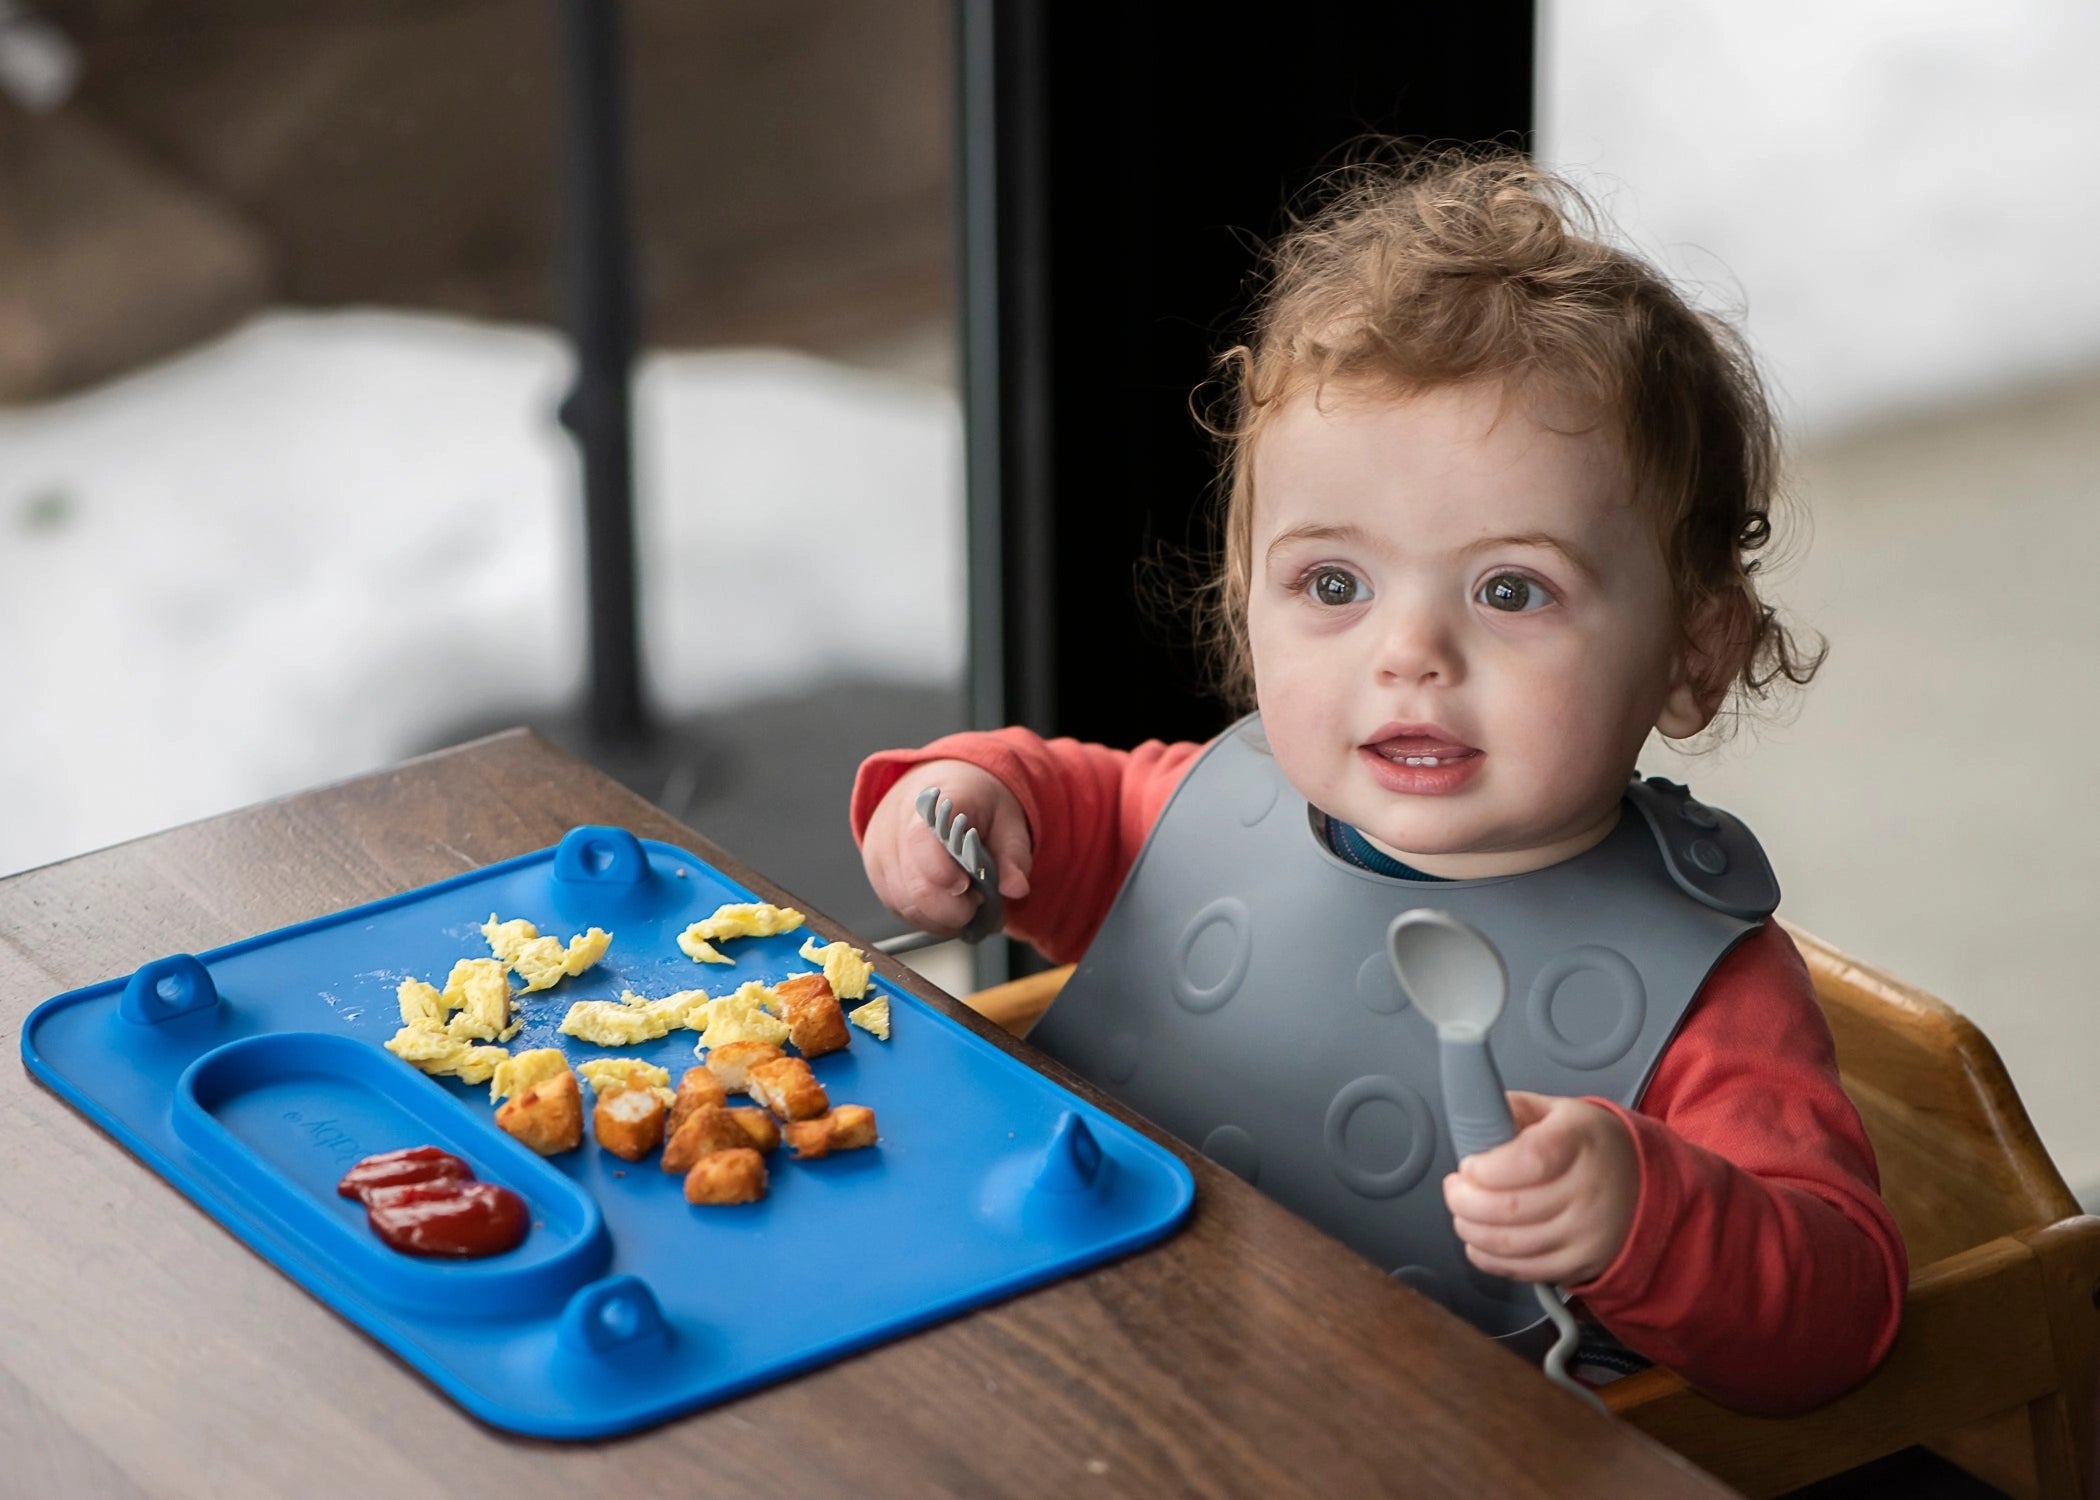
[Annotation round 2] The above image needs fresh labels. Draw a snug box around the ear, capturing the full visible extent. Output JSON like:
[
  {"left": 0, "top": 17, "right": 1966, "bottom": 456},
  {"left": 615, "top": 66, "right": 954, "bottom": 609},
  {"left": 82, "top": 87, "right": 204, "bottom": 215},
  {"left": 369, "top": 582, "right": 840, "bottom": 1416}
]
[{"left": 1654, "top": 594, "right": 1753, "bottom": 740}]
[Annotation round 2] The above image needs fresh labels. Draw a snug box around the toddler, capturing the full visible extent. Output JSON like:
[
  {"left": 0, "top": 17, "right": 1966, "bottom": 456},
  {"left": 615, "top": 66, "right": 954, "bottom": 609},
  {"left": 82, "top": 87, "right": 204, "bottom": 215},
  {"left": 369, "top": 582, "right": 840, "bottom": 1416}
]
[{"left": 853, "top": 153, "right": 1904, "bottom": 1413}]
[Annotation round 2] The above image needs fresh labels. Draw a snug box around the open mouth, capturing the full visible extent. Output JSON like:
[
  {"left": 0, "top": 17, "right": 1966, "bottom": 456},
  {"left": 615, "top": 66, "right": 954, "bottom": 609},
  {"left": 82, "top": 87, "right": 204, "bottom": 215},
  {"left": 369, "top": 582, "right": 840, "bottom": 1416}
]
[
  {"left": 1364, "top": 729, "right": 1480, "bottom": 764},
  {"left": 1360, "top": 726, "right": 1483, "bottom": 793}
]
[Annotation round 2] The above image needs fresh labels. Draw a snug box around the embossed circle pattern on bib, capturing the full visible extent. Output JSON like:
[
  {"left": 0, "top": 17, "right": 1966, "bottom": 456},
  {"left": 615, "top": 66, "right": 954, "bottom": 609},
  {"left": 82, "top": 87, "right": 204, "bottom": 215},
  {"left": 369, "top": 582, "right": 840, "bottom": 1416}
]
[
  {"left": 1201, "top": 1123, "right": 1260, "bottom": 1184},
  {"left": 1354, "top": 950, "right": 1410, "bottom": 1015},
  {"left": 1525, "top": 945, "right": 1646, "bottom": 1070},
  {"left": 1390, "top": 1264, "right": 1442, "bottom": 1297},
  {"left": 1173, "top": 898, "right": 1252, "bottom": 1014},
  {"left": 1234, "top": 768, "right": 1280, "bottom": 827},
  {"left": 1102, "top": 1031, "right": 1142, "bottom": 1084},
  {"left": 1322, "top": 1076, "right": 1435, "bottom": 1198}
]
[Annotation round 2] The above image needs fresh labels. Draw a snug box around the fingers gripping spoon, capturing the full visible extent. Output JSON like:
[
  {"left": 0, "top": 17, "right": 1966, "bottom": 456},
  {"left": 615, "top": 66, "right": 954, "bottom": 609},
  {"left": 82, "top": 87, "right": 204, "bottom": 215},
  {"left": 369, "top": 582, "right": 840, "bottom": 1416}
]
[
  {"left": 875, "top": 787, "right": 1006, "bottom": 955},
  {"left": 1386, "top": 909, "right": 1607, "bottom": 1412}
]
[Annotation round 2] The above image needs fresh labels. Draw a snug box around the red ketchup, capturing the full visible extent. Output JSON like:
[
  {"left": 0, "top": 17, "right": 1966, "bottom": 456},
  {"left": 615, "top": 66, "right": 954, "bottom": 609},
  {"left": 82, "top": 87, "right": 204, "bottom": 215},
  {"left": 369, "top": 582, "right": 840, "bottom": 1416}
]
[
  {"left": 336, "top": 1147, "right": 529, "bottom": 1258},
  {"left": 336, "top": 1145, "right": 470, "bottom": 1200}
]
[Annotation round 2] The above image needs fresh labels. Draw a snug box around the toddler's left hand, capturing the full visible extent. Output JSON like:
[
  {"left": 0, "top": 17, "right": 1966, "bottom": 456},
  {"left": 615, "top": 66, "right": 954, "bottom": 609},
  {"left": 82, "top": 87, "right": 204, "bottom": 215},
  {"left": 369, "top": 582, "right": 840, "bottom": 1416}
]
[{"left": 1442, "top": 1091, "right": 1638, "bottom": 1288}]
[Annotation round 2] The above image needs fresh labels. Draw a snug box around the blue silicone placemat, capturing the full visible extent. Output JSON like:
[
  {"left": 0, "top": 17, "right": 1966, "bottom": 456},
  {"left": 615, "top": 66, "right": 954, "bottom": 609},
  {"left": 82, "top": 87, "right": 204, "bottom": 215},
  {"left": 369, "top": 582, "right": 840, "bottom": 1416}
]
[{"left": 20, "top": 825, "right": 1195, "bottom": 1438}]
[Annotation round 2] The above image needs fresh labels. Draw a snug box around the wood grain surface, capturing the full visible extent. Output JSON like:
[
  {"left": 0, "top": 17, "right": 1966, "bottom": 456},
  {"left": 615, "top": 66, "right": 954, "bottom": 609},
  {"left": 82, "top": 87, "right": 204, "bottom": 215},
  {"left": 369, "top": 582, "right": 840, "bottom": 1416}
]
[{"left": 0, "top": 731, "right": 1732, "bottom": 1499}]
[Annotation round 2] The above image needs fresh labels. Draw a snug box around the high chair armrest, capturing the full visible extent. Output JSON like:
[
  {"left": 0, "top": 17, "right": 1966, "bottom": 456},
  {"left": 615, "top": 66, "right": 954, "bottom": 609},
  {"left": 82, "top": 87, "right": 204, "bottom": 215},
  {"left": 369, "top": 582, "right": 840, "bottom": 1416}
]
[
  {"left": 962, "top": 963, "right": 1075, "bottom": 1037},
  {"left": 1602, "top": 1215, "right": 2100, "bottom": 1498}
]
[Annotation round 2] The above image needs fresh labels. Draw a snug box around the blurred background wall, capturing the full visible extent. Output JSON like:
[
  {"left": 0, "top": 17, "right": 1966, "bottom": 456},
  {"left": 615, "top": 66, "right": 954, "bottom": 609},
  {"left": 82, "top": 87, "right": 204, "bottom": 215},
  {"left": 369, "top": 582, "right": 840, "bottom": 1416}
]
[
  {"left": 5, "top": 0, "right": 953, "bottom": 396},
  {"left": 0, "top": 0, "right": 969, "bottom": 962},
  {"left": 3, "top": 1, "right": 2096, "bottom": 1198}
]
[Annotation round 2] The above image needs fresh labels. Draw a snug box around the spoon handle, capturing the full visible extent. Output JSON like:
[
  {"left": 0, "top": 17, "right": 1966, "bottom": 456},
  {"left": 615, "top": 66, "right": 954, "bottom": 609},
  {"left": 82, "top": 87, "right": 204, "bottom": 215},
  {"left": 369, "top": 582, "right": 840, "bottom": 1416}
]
[{"left": 1440, "top": 1031, "right": 1518, "bottom": 1162}]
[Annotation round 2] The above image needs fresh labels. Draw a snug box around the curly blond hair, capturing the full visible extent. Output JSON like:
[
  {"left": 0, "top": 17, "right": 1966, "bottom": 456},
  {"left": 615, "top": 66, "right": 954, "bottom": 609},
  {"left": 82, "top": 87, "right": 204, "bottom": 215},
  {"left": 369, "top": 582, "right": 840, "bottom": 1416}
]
[{"left": 1195, "top": 147, "right": 1823, "bottom": 738}]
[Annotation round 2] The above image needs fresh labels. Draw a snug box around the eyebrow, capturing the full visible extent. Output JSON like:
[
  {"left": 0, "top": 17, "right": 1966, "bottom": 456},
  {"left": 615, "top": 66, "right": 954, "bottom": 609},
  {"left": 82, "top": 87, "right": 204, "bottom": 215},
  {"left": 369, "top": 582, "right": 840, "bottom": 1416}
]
[
  {"left": 1466, "top": 532, "right": 1603, "bottom": 584},
  {"left": 1263, "top": 522, "right": 1602, "bottom": 584},
  {"left": 1263, "top": 522, "right": 1375, "bottom": 564}
]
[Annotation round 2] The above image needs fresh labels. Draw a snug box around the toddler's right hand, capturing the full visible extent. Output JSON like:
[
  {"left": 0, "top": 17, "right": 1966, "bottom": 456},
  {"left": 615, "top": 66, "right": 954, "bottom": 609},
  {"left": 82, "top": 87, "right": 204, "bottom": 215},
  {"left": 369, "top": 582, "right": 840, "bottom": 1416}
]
[{"left": 861, "top": 758, "right": 1033, "bottom": 938}]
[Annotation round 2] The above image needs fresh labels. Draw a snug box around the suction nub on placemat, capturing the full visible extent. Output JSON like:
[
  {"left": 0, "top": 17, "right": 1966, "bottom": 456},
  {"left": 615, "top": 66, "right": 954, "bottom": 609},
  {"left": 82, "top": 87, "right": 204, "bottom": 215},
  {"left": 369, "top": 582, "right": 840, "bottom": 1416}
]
[
  {"left": 1034, "top": 1111, "right": 1106, "bottom": 1194},
  {"left": 551, "top": 825, "right": 673, "bottom": 923},
  {"left": 979, "top": 1110, "right": 1123, "bottom": 1238},
  {"left": 119, "top": 954, "right": 220, "bottom": 1025},
  {"left": 559, "top": 1275, "right": 671, "bottom": 1360}
]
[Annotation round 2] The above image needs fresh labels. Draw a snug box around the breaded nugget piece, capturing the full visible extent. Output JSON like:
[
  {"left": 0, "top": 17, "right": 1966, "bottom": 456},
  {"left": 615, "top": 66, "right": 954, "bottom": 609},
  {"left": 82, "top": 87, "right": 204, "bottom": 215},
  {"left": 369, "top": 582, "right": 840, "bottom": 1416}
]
[
  {"left": 747, "top": 1055, "right": 829, "bottom": 1121},
  {"left": 661, "top": 1103, "right": 752, "bottom": 1174},
  {"left": 684, "top": 1147, "right": 767, "bottom": 1206},
  {"left": 593, "top": 1084, "right": 668, "bottom": 1162},
  {"left": 783, "top": 1105, "right": 879, "bottom": 1160},
  {"left": 825, "top": 1103, "right": 878, "bottom": 1150},
  {"left": 776, "top": 973, "right": 851, "bottom": 1059},
  {"left": 495, "top": 1068, "right": 582, "bottom": 1155},
  {"left": 729, "top": 1106, "right": 780, "bottom": 1153},
  {"left": 705, "top": 1040, "right": 784, "bottom": 1094},
  {"left": 666, "top": 1065, "right": 729, "bottom": 1138}
]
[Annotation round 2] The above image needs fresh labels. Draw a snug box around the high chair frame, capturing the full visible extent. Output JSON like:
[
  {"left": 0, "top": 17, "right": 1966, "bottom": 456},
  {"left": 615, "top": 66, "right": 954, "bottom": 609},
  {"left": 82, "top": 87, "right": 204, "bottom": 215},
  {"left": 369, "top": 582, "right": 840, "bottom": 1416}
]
[{"left": 962, "top": 922, "right": 2100, "bottom": 1498}]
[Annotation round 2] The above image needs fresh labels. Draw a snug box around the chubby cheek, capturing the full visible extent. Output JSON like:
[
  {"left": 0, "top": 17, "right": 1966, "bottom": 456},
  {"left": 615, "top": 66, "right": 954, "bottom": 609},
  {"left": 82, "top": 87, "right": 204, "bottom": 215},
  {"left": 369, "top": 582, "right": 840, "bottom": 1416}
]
[
  {"left": 1495, "top": 663, "right": 1645, "bottom": 801},
  {"left": 1251, "top": 666, "right": 1343, "bottom": 801}
]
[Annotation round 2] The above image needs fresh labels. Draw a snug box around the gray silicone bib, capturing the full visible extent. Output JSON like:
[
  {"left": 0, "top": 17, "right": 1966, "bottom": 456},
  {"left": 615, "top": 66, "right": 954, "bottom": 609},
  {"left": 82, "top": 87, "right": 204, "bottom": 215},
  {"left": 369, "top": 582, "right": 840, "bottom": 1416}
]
[{"left": 1029, "top": 715, "right": 1777, "bottom": 1341}]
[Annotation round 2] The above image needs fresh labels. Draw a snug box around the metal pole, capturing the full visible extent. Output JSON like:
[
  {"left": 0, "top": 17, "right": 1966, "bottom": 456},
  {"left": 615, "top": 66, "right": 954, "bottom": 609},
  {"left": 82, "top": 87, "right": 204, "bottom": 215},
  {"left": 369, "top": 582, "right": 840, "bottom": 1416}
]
[{"left": 556, "top": 0, "right": 646, "bottom": 744}]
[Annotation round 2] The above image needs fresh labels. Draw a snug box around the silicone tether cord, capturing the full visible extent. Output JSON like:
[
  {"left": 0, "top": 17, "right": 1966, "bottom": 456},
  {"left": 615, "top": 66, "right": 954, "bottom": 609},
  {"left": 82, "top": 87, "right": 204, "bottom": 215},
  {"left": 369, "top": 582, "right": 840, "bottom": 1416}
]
[
  {"left": 1441, "top": 1030, "right": 1609, "bottom": 1413},
  {"left": 1535, "top": 1283, "right": 1608, "bottom": 1413}
]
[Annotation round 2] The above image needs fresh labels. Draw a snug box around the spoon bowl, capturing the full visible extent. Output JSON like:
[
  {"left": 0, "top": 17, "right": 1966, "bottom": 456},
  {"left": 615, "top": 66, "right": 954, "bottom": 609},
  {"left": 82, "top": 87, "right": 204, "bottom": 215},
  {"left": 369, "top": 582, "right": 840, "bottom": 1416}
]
[{"left": 1387, "top": 908, "right": 1509, "bottom": 1036}]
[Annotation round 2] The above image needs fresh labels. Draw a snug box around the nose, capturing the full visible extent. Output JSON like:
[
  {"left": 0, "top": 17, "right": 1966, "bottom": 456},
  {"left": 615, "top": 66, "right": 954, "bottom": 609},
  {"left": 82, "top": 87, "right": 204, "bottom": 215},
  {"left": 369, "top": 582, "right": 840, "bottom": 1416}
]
[{"left": 1372, "top": 593, "right": 1463, "bottom": 686}]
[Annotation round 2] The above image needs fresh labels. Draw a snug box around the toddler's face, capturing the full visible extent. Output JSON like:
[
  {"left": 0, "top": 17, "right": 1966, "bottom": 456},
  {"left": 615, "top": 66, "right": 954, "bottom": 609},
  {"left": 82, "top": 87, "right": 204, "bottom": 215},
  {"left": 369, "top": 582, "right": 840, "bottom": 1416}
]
[{"left": 1246, "top": 380, "right": 1707, "bottom": 877}]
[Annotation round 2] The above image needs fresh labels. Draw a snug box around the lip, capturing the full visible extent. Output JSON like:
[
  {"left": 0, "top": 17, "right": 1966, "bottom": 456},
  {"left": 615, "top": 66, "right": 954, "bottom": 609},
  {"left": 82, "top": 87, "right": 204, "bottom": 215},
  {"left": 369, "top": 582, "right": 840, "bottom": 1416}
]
[
  {"left": 1358, "top": 722, "right": 1482, "bottom": 796},
  {"left": 1361, "top": 721, "right": 1478, "bottom": 757}
]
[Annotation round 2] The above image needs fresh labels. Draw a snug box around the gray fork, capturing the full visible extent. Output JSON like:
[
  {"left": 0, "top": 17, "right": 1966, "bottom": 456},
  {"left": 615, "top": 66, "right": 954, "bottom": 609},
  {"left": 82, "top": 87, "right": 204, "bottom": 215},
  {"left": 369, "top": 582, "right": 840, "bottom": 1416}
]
[{"left": 873, "top": 786, "right": 1006, "bottom": 954}]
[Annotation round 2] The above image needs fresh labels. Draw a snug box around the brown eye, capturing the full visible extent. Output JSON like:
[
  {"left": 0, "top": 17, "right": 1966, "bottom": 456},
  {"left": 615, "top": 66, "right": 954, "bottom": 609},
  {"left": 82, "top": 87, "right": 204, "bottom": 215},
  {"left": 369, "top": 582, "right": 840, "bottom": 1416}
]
[
  {"left": 1478, "top": 573, "right": 1550, "bottom": 613},
  {"left": 1308, "top": 567, "right": 1364, "bottom": 606}
]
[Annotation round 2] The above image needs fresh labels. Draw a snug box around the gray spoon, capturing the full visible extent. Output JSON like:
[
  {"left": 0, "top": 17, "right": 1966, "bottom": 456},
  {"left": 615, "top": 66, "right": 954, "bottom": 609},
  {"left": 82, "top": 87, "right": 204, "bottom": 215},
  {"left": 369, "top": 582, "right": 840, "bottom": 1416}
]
[{"left": 1387, "top": 908, "right": 1606, "bottom": 1411}]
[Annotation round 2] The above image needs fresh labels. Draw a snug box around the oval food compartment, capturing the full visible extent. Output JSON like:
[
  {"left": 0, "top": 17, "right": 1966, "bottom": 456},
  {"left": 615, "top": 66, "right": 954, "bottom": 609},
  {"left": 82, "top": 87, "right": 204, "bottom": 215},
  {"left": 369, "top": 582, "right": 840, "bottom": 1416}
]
[{"left": 174, "top": 1031, "right": 608, "bottom": 1311}]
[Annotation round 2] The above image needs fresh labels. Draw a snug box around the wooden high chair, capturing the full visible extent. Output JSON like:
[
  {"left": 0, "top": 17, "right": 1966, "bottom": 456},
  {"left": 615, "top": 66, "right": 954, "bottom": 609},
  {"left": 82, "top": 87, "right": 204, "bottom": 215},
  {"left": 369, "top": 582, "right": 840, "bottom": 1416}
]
[{"left": 964, "top": 922, "right": 2100, "bottom": 1498}]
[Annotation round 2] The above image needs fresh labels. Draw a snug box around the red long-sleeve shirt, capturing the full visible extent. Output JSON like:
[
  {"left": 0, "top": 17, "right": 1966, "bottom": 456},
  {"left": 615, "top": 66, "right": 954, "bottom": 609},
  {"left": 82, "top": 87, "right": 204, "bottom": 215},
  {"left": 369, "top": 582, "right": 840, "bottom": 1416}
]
[{"left": 852, "top": 728, "right": 1907, "bottom": 1413}]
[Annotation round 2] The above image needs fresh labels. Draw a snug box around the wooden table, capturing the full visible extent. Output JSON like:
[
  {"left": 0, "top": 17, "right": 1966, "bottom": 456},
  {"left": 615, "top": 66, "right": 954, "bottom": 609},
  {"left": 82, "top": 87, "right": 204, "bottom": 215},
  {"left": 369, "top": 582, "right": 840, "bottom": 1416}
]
[{"left": 0, "top": 732, "right": 1732, "bottom": 1498}]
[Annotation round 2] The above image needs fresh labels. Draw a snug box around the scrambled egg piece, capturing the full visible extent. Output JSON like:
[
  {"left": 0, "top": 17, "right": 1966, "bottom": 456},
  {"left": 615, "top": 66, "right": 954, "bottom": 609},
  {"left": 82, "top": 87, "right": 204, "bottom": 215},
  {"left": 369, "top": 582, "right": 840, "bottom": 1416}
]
[
  {"left": 577, "top": 1057, "right": 676, "bottom": 1110},
  {"left": 489, "top": 1047, "right": 570, "bottom": 1102},
  {"left": 512, "top": 928, "right": 612, "bottom": 992},
  {"left": 734, "top": 979, "right": 785, "bottom": 1016},
  {"left": 798, "top": 936, "right": 873, "bottom": 1001},
  {"left": 482, "top": 914, "right": 613, "bottom": 993},
  {"left": 481, "top": 915, "right": 539, "bottom": 963},
  {"left": 847, "top": 996, "right": 891, "bottom": 1042},
  {"left": 441, "top": 957, "right": 520, "bottom": 1042},
  {"left": 676, "top": 902, "right": 804, "bottom": 963},
  {"left": 397, "top": 978, "right": 447, "bottom": 1030},
  {"left": 389, "top": 966, "right": 512, "bottom": 1081},
  {"left": 384, "top": 1025, "right": 509, "bottom": 1085},
  {"left": 559, "top": 990, "right": 701, "bottom": 1047},
  {"left": 689, "top": 982, "right": 791, "bottom": 1050},
  {"left": 577, "top": 1057, "right": 670, "bottom": 1096}
]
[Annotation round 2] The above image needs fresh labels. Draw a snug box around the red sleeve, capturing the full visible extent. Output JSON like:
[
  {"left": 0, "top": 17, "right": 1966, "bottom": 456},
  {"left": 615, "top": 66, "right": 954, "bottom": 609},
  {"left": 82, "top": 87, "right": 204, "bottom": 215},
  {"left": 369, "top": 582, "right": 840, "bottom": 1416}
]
[
  {"left": 1568, "top": 921, "right": 1908, "bottom": 1414},
  {"left": 849, "top": 727, "right": 1205, "bottom": 964}
]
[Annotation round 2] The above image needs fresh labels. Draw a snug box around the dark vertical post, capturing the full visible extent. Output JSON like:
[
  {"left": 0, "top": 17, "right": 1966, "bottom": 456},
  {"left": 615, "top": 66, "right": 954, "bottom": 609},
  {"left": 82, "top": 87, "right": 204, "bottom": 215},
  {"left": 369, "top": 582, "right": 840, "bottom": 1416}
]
[
  {"left": 958, "top": 0, "right": 1054, "bottom": 740},
  {"left": 556, "top": 0, "right": 646, "bottom": 744}
]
